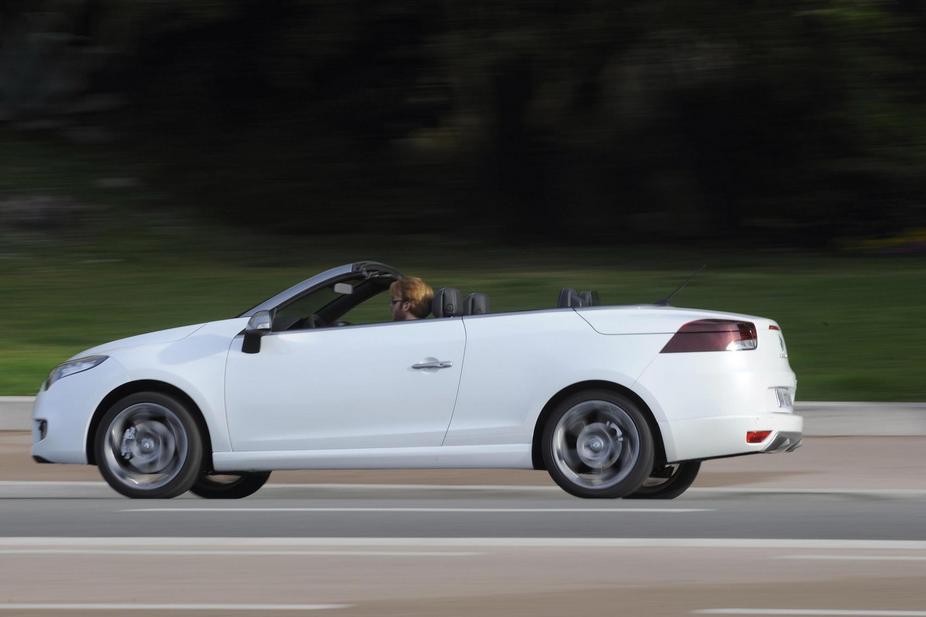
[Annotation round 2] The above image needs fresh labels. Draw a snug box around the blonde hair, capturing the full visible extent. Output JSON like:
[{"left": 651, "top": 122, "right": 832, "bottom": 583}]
[{"left": 389, "top": 276, "right": 434, "bottom": 318}]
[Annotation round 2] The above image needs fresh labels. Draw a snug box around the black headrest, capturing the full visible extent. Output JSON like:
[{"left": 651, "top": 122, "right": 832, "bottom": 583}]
[
  {"left": 557, "top": 287, "right": 581, "bottom": 308},
  {"left": 579, "top": 290, "right": 600, "bottom": 307},
  {"left": 464, "top": 292, "right": 490, "bottom": 315},
  {"left": 432, "top": 287, "right": 462, "bottom": 317}
]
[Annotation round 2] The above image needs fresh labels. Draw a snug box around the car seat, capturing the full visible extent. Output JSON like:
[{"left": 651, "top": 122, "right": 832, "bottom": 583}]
[
  {"left": 557, "top": 288, "right": 582, "bottom": 308},
  {"left": 579, "top": 290, "right": 600, "bottom": 306},
  {"left": 432, "top": 288, "right": 462, "bottom": 317},
  {"left": 464, "top": 292, "right": 490, "bottom": 315}
]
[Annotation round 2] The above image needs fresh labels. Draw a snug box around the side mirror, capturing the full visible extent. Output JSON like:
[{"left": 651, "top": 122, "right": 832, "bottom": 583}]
[
  {"left": 246, "top": 311, "right": 272, "bottom": 334},
  {"left": 242, "top": 310, "right": 272, "bottom": 354}
]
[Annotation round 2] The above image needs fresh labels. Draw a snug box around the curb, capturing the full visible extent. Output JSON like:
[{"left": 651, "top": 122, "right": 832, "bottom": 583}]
[
  {"left": 796, "top": 401, "right": 926, "bottom": 437},
  {"left": 4, "top": 397, "right": 926, "bottom": 436},
  {"left": 0, "top": 397, "right": 36, "bottom": 431}
]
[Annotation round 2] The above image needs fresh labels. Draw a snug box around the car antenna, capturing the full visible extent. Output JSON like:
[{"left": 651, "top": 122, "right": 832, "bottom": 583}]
[{"left": 655, "top": 264, "right": 706, "bottom": 306}]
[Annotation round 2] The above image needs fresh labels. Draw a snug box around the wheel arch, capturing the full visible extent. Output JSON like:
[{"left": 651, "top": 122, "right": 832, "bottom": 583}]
[
  {"left": 85, "top": 379, "right": 214, "bottom": 469},
  {"left": 530, "top": 380, "right": 666, "bottom": 470}
]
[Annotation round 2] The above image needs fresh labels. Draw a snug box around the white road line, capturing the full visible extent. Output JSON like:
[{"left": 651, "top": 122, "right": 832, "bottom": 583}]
[
  {"left": 695, "top": 610, "right": 926, "bottom": 616},
  {"left": 0, "top": 604, "right": 348, "bottom": 612},
  {"left": 0, "top": 481, "right": 557, "bottom": 491},
  {"left": 0, "top": 549, "right": 478, "bottom": 557},
  {"left": 688, "top": 488, "right": 926, "bottom": 497},
  {"left": 0, "top": 481, "right": 107, "bottom": 487},
  {"left": 1, "top": 480, "right": 925, "bottom": 496},
  {"left": 3, "top": 538, "right": 926, "bottom": 550},
  {"left": 777, "top": 555, "right": 926, "bottom": 562},
  {"left": 120, "top": 507, "right": 713, "bottom": 513}
]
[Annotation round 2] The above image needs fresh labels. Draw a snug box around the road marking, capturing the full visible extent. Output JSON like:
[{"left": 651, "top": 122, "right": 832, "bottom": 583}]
[
  {"left": 2, "top": 480, "right": 925, "bottom": 497},
  {"left": 0, "top": 480, "right": 107, "bottom": 487},
  {"left": 0, "top": 549, "right": 477, "bottom": 557},
  {"left": 688, "top": 488, "right": 926, "bottom": 497},
  {"left": 0, "top": 481, "right": 558, "bottom": 491},
  {"left": 695, "top": 611, "right": 926, "bottom": 616},
  {"left": 3, "top": 538, "right": 926, "bottom": 550},
  {"left": 0, "top": 481, "right": 106, "bottom": 487},
  {"left": 120, "top": 507, "right": 713, "bottom": 513},
  {"left": 778, "top": 555, "right": 926, "bottom": 562},
  {"left": 0, "top": 604, "right": 348, "bottom": 612}
]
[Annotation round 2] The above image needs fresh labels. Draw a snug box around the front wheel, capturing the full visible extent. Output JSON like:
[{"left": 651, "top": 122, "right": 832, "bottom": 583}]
[
  {"left": 191, "top": 472, "right": 271, "bottom": 499},
  {"left": 541, "top": 389, "right": 654, "bottom": 499},
  {"left": 626, "top": 461, "right": 701, "bottom": 500},
  {"left": 94, "top": 392, "right": 204, "bottom": 499}
]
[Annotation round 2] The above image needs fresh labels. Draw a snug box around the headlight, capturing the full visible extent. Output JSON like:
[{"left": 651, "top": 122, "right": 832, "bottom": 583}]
[{"left": 45, "top": 356, "right": 108, "bottom": 390}]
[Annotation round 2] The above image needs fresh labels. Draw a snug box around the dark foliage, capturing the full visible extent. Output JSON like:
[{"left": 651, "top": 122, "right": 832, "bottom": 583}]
[{"left": 2, "top": 0, "right": 925, "bottom": 245}]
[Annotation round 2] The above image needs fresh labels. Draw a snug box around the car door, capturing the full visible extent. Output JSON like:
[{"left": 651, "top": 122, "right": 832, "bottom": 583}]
[{"left": 224, "top": 318, "right": 465, "bottom": 451}]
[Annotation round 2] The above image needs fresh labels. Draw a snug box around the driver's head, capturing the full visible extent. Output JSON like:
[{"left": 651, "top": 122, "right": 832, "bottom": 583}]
[{"left": 389, "top": 276, "right": 433, "bottom": 321}]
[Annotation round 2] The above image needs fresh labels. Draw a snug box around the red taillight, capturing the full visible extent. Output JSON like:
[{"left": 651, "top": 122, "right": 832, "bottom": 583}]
[
  {"left": 746, "top": 430, "right": 772, "bottom": 444},
  {"left": 660, "top": 319, "right": 758, "bottom": 353}
]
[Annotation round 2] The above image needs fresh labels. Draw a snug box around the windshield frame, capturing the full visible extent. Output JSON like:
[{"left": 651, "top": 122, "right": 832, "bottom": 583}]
[{"left": 237, "top": 261, "right": 402, "bottom": 318}]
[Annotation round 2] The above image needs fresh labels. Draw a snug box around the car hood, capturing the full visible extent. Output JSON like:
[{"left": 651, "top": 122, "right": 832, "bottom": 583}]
[{"left": 72, "top": 323, "right": 207, "bottom": 359}]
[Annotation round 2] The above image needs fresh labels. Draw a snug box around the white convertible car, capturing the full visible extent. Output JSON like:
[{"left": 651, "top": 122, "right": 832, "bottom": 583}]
[{"left": 32, "top": 261, "right": 802, "bottom": 500}]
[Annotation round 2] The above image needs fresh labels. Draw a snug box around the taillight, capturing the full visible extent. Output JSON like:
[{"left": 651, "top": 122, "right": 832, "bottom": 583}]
[
  {"left": 660, "top": 319, "right": 758, "bottom": 353},
  {"left": 746, "top": 430, "right": 772, "bottom": 444}
]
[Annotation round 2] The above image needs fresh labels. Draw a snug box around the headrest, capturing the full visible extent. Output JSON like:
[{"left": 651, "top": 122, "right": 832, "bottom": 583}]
[
  {"left": 557, "top": 287, "right": 581, "bottom": 308},
  {"left": 464, "top": 292, "right": 490, "bottom": 315},
  {"left": 579, "top": 290, "right": 600, "bottom": 307},
  {"left": 432, "top": 287, "right": 462, "bottom": 317}
]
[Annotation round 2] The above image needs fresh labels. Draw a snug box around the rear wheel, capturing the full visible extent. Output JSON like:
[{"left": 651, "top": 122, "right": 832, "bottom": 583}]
[
  {"left": 94, "top": 392, "right": 204, "bottom": 499},
  {"left": 626, "top": 461, "right": 701, "bottom": 500},
  {"left": 541, "top": 389, "right": 654, "bottom": 499},
  {"left": 191, "top": 472, "right": 271, "bottom": 499}
]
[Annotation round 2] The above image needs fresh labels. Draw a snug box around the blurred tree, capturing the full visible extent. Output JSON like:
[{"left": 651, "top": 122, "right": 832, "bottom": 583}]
[{"left": 1, "top": 0, "right": 924, "bottom": 245}]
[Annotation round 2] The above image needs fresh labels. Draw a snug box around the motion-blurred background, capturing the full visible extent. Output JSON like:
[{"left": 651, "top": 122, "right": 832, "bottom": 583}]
[{"left": 1, "top": 0, "right": 925, "bottom": 400}]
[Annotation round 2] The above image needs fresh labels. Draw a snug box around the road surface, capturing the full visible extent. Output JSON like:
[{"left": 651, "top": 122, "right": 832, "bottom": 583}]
[{"left": 0, "top": 435, "right": 924, "bottom": 616}]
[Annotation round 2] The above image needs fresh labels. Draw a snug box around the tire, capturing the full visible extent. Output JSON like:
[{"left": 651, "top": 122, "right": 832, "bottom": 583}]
[
  {"left": 626, "top": 461, "right": 701, "bottom": 500},
  {"left": 190, "top": 472, "right": 271, "bottom": 499},
  {"left": 94, "top": 391, "right": 204, "bottom": 499},
  {"left": 541, "top": 389, "right": 655, "bottom": 499}
]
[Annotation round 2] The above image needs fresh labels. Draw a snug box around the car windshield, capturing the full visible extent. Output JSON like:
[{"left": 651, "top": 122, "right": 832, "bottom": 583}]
[
  {"left": 268, "top": 272, "right": 398, "bottom": 331},
  {"left": 237, "top": 280, "right": 318, "bottom": 318},
  {"left": 238, "top": 263, "right": 402, "bottom": 317},
  {"left": 273, "top": 285, "right": 344, "bottom": 331}
]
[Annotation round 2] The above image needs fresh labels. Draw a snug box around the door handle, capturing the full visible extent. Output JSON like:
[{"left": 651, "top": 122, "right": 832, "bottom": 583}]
[{"left": 411, "top": 360, "right": 453, "bottom": 369}]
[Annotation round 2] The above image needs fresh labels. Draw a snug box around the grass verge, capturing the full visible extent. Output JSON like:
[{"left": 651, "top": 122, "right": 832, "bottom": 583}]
[{"left": 2, "top": 240, "right": 924, "bottom": 401}]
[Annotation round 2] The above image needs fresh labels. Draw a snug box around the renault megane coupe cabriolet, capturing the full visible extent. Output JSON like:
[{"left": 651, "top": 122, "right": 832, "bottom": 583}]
[{"left": 32, "top": 261, "right": 802, "bottom": 499}]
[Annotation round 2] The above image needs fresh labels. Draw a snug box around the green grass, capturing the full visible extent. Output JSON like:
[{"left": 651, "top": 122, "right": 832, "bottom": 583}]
[
  {"left": 2, "top": 239, "right": 925, "bottom": 401},
  {"left": 2, "top": 130, "right": 924, "bottom": 400}
]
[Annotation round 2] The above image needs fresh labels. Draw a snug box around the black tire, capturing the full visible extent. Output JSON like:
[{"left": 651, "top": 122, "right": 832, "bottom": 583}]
[
  {"left": 541, "top": 389, "right": 654, "bottom": 499},
  {"left": 191, "top": 472, "right": 271, "bottom": 499},
  {"left": 94, "top": 391, "right": 204, "bottom": 499},
  {"left": 626, "top": 461, "right": 701, "bottom": 500}
]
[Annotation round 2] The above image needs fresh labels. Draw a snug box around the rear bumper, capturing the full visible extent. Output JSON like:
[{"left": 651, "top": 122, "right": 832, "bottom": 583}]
[
  {"left": 660, "top": 412, "right": 804, "bottom": 463},
  {"left": 634, "top": 346, "right": 801, "bottom": 463},
  {"left": 765, "top": 430, "right": 802, "bottom": 453}
]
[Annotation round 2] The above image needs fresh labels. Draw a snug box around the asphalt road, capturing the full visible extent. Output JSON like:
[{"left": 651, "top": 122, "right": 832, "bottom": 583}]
[
  {"left": 0, "top": 483, "right": 925, "bottom": 539},
  {"left": 1, "top": 436, "right": 925, "bottom": 616}
]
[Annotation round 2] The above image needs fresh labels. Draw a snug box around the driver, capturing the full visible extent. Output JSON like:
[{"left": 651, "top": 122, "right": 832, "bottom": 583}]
[{"left": 389, "top": 276, "right": 433, "bottom": 321}]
